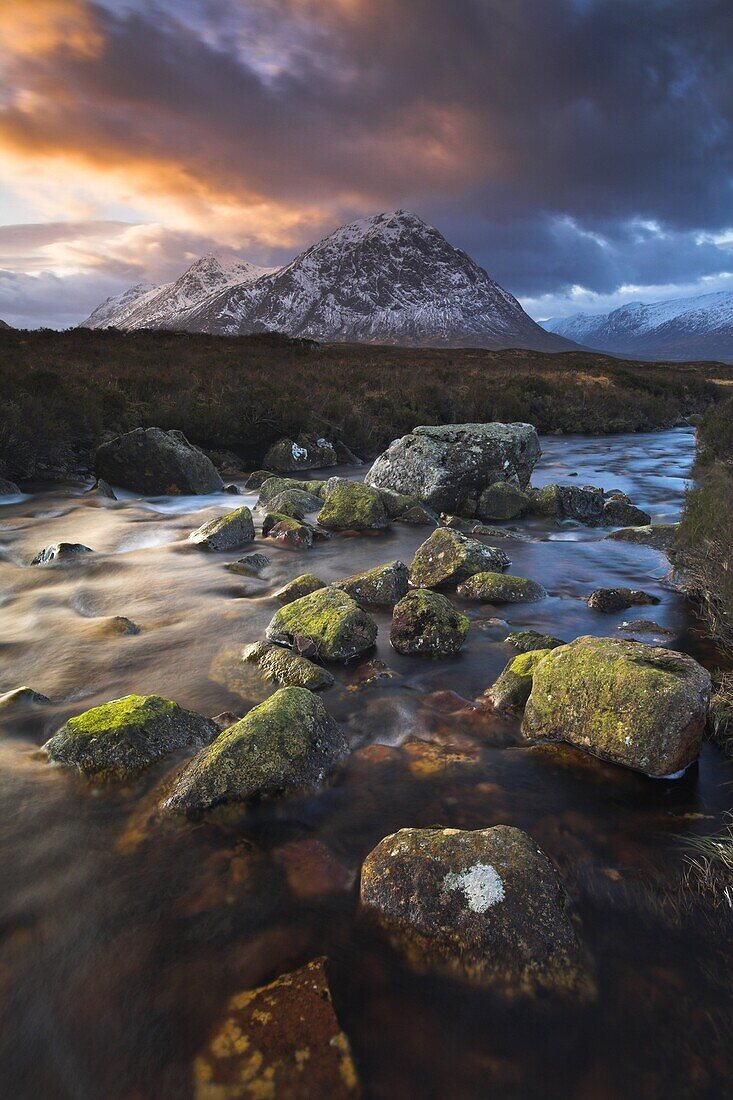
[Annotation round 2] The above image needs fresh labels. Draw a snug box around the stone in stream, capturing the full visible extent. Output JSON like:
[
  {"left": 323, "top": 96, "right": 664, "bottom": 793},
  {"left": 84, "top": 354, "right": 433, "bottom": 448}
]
[
  {"left": 95, "top": 427, "right": 224, "bottom": 495},
  {"left": 0, "top": 687, "right": 50, "bottom": 728},
  {"left": 188, "top": 506, "right": 255, "bottom": 550},
  {"left": 243, "top": 469, "right": 273, "bottom": 490},
  {"left": 606, "top": 524, "right": 678, "bottom": 552},
  {"left": 0, "top": 477, "right": 21, "bottom": 495},
  {"left": 30, "top": 543, "right": 94, "bottom": 565},
  {"left": 360, "top": 825, "right": 592, "bottom": 997},
  {"left": 457, "top": 571, "right": 546, "bottom": 604},
  {"left": 482, "top": 649, "right": 552, "bottom": 712},
  {"left": 262, "top": 513, "right": 315, "bottom": 548},
  {"left": 335, "top": 561, "right": 410, "bottom": 608},
  {"left": 505, "top": 630, "right": 566, "bottom": 653},
  {"left": 317, "top": 478, "right": 390, "bottom": 531},
  {"left": 522, "top": 635, "right": 711, "bottom": 776},
  {"left": 601, "top": 499, "right": 652, "bottom": 527},
  {"left": 243, "top": 640, "right": 334, "bottom": 690},
  {"left": 266, "top": 586, "right": 377, "bottom": 662},
  {"left": 85, "top": 478, "right": 117, "bottom": 499},
  {"left": 192, "top": 958, "right": 360, "bottom": 1100},
  {"left": 376, "top": 487, "right": 438, "bottom": 525},
  {"left": 225, "top": 551, "right": 271, "bottom": 576},
  {"left": 390, "top": 589, "right": 469, "bottom": 658},
  {"left": 365, "top": 422, "right": 541, "bottom": 513},
  {"left": 161, "top": 687, "right": 348, "bottom": 814},
  {"left": 267, "top": 488, "right": 323, "bottom": 517},
  {"left": 257, "top": 476, "right": 327, "bottom": 506},
  {"left": 43, "top": 694, "right": 218, "bottom": 781},
  {"left": 275, "top": 573, "right": 326, "bottom": 604},
  {"left": 476, "top": 481, "right": 531, "bottom": 521},
  {"left": 264, "top": 435, "right": 338, "bottom": 472},
  {"left": 587, "top": 587, "right": 660, "bottom": 613},
  {"left": 409, "top": 528, "right": 510, "bottom": 588}
]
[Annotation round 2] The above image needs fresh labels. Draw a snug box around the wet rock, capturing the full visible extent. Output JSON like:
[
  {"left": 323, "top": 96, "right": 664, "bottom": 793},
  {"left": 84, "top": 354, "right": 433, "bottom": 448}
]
[
  {"left": 275, "top": 573, "right": 326, "bottom": 604},
  {"left": 557, "top": 484, "right": 605, "bottom": 524},
  {"left": 277, "top": 839, "right": 355, "bottom": 898},
  {"left": 482, "top": 650, "right": 551, "bottom": 712},
  {"left": 377, "top": 487, "right": 438, "bottom": 525},
  {"left": 97, "top": 615, "right": 140, "bottom": 636},
  {"left": 225, "top": 552, "right": 270, "bottom": 576},
  {"left": 0, "top": 686, "right": 50, "bottom": 718},
  {"left": 96, "top": 427, "right": 224, "bottom": 495},
  {"left": 409, "top": 528, "right": 510, "bottom": 588},
  {"left": 243, "top": 469, "right": 273, "bottom": 489},
  {"left": 505, "top": 630, "right": 566, "bottom": 653},
  {"left": 263, "top": 514, "right": 315, "bottom": 548},
  {"left": 243, "top": 640, "right": 335, "bottom": 690},
  {"left": 601, "top": 499, "right": 652, "bottom": 527},
  {"left": 267, "top": 488, "right": 323, "bottom": 517},
  {"left": 161, "top": 687, "right": 348, "bottom": 814},
  {"left": 224, "top": 484, "right": 241, "bottom": 495},
  {"left": 587, "top": 587, "right": 660, "bottom": 613},
  {"left": 525, "top": 484, "right": 561, "bottom": 517},
  {"left": 457, "top": 571, "right": 546, "bottom": 604},
  {"left": 606, "top": 524, "right": 678, "bottom": 552},
  {"left": 522, "top": 635, "right": 711, "bottom": 776},
  {"left": 360, "top": 825, "right": 592, "bottom": 996},
  {"left": 188, "top": 506, "right": 255, "bottom": 550},
  {"left": 43, "top": 694, "right": 217, "bottom": 781},
  {"left": 617, "top": 619, "right": 675, "bottom": 640},
  {"left": 266, "top": 586, "right": 377, "bottom": 662},
  {"left": 0, "top": 477, "right": 21, "bottom": 495},
  {"left": 30, "top": 542, "right": 94, "bottom": 565},
  {"left": 264, "top": 435, "right": 338, "bottom": 472},
  {"left": 391, "top": 589, "right": 469, "bottom": 658},
  {"left": 476, "top": 482, "right": 531, "bottom": 521},
  {"left": 212, "top": 711, "right": 241, "bottom": 730},
  {"left": 85, "top": 478, "right": 117, "bottom": 499},
  {"left": 334, "top": 440, "right": 364, "bottom": 466},
  {"left": 192, "top": 958, "right": 360, "bottom": 1099},
  {"left": 335, "top": 561, "right": 409, "bottom": 608},
  {"left": 317, "top": 478, "right": 390, "bottom": 531},
  {"left": 365, "top": 422, "right": 541, "bottom": 512}
]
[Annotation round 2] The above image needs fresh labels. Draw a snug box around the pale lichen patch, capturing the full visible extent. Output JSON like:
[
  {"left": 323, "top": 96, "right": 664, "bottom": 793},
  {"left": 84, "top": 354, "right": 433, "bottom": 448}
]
[{"left": 443, "top": 862, "right": 505, "bottom": 912}]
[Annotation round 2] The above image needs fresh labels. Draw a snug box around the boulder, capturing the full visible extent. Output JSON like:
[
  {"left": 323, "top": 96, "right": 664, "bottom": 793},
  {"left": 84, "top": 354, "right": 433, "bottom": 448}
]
[
  {"left": 587, "top": 587, "right": 660, "bottom": 613},
  {"left": 161, "top": 687, "right": 348, "bottom": 814},
  {"left": 275, "top": 573, "right": 326, "bottom": 604},
  {"left": 360, "top": 825, "right": 591, "bottom": 996},
  {"left": 85, "top": 478, "right": 117, "bottom": 499},
  {"left": 188, "top": 506, "right": 255, "bottom": 550},
  {"left": 457, "top": 572, "right": 546, "bottom": 603},
  {"left": 557, "top": 485, "right": 605, "bottom": 524},
  {"left": 267, "top": 488, "right": 323, "bottom": 516},
  {"left": 476, "top": 482, "right": 531, "bottom": 521},
  {"left": 95, "top": 427, "right": 224, "bottom": 495},
  {"left": 365, "top": 423, "right": 541, "bottom": 512},
  {"left": 266, "top": 587, "right": 377, "bottom": 662},
  {"left": 334, "top": 440, "right": 364, "bottom": 465},
  {"left": 525, "top": 484, "right": 561, "bottom": 517},
  {"left": 390, "top": 589, "right": 469, "bottom": 658},
  {"left": 505, "top": 630, "right": 566, "bottom": 653},
  {"left": 409, "top": 528, "right": 510, "bottom": 588},
  {"left": 243, "top": 469, "right": 274, "bottom": 490},
  {"left": 225, "top": 551, "right": 270, "bottom": 576},
  {"left": 0, "top": 477, "right": 21, "bottom": 495},
  {"left": 377, "top": 487, "right": 438, "bottom": 525},
  {"left": 317, "top": 478, "right": 390, "bottom": 531},
  {"left": 262, "top": 514, "right": 314, "bottom": 548},
  {"left": 606, "top": 524, "right": 677, "bottom": 552},
  {"left": 335, "top": 561, "right": 410, "bottom": 608},
  {"left": 43, "top": 694, "right": 217, "bottom": 781},
  {"left": 522, "top": 635, "right": 711, "bottom": 776},
  {"left": 601, "top": 499, "right": 652, "bottom": 527},
  {"left": 264, "top": 436, "right": 338, "bottom": 472},
  {"left": 192, "top": 958, "right": 360, "bottom": 1100},
  {"left": 31, "top": 543, "right": 93, "bottom": 565},
  {"left": 243, "top": 641, "right": 334, "bottom": 691},
  {"left": 482, "top": 650, "right": 551, "bottom": 711}
]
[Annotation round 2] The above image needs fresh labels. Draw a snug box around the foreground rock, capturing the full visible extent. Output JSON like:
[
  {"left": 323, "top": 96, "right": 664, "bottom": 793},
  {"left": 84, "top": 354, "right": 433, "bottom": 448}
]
[
  {"left": 606, "top": 523, "right": 678, "bottom": 552},
  {"left": 262, "top": 514, "right": 314, "bottom": 548},
  {"left": 193, "top": 958, "right": 360, "bottom": 1100},
  {"left": 264, "top": 435, "right": 338, "bottom": 472},
  {"left": 335, "top": 561, "right": 409, "bottom": 607},
  {"left": 275, "top": 573, "right": 326, "bottom": 604},
  {"left": 476, "top": 482, "right": 531, "bottom": 521},
  {"left": 366, "top": 423, "right": 540, "bottom": 514},
  {"left": 188, "top": 506, "right": 255, "bottom": 550},
  {"left": 506, "top": 629, "right": 566, "bottom": 652},
  {"left": 360, "top": 826, "right": 591, "bottom": 996},
  {"left": 391, "top": 589, "right": 469, "bottom": 658},
  {"left": 96, "top": 427, "right": 224, "bottom": 495},
  {"left": 162, "top": 687, "right": 348, "bottom": 814},
  {"left": 587, "top": 587, "right": 660, "bottom": 613},
  {"left": 482, "top": 650, "right": 551, "bottom": 711},
  {"left": 457, "top": 571, "right": 546, "bottom": 603},
  {"left": 266, "top": 587, "right": 377, "bottom": 662},
  {"left": 225, "top": 551, "right": 270, "bottom": 576},
  {"left": 31, "top": 543, "right": 93, "bottom": 565},
  {"left": 243, "top": 641, "right": 334, "bottom": 690},
  {"left": 43, "top": 694, "right": 217, "bottom": 781},
  {"left": 522, "top": 635, "right": 711, "bottom": 776},
  {"left": 317, "top": 478, "right": 390, "bottom": 531},
  {"left": 410, "top": 528, "right": 510, "bottom": 588},
  {"left": 602, "top": 499, "right": 652, "bottom": 526}
]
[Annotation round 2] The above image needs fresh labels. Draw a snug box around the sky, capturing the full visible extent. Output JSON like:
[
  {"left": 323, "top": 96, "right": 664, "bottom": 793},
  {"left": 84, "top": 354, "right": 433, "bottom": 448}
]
[{"left": 0, "top": 0, "right": 731, "bottom": 328}]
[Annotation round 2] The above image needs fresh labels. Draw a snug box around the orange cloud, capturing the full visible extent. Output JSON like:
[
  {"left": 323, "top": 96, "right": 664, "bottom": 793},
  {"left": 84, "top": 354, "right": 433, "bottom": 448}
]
[{"left": 3, "top": 0, "right": 102, "bottom": 60}]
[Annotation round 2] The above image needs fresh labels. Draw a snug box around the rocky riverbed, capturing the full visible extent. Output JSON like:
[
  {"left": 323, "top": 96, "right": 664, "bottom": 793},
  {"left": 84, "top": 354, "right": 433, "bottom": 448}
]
[{"left": 0, "top": 427, "right": 731, "bottom": 1099}]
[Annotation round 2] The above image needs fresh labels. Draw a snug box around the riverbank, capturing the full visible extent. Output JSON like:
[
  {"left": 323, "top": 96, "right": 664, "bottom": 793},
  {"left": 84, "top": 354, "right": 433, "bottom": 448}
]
[{"left": 0, "top": 327, "right": 726, "bottom": 482}]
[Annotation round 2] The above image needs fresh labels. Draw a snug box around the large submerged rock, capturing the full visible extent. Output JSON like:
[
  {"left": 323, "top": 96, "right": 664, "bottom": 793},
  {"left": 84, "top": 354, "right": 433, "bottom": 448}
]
[
  {"left": 410, "top": 528, "right": 510, "bottom": 588},
  {"left": 188, "top": 506, "right": 255, "bottom": 550},
  {"left": 317, "top": 478, "right": 390, "bottom": 531},
  {"left": 243, "top": 641, "right": 334, "bottom": 691},
  {"left": 457, "top": 571, "right": 546, "bottom": 604},
  {"left": 391, "top": 589, "right": 469, "bottom": 658},
  {"left": 360, "top": 826, "right": 591, "bottom": 996},
  {"left": 266, "top": 586, "right": 377, "bottom": 662},
  {"left": 96, "top": 427, "right": 224, "bottom": 495},
  {"left": 522, "top": 635, "right": 711, "bottom": 776},
  {"left": 335, "top": 561, "right": 409, "bottom": 607}
]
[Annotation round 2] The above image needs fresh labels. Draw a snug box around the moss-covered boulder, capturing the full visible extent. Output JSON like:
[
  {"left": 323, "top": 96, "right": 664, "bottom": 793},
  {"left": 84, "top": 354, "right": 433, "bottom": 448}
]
[
  {"left": 360, "top": 825, "right": 592, "bottom": 996},
  {"left": 225, "top": 551, "right": 270, "bottom": 576},
  {"left": 457, "top": 571, "right": 546, "bottom": 603},
  {"left": 262, "top": 513, "right": 314, "bottom": 548},
  {"left": 243, "top": 641, "right": 334, "bottom": 691},
  {"left": 95, "top": 427, "right": 224, "bottom": 495},
  {"left": 377, "top": 488, "right": 438, "bottom": 525},
  {"left": 391, "top": 589, "right": 469, "bottom": 658},
  {"left": 192, "top": 958, "right": 360, "bottom": 1100},
  {"left": 601, "top": 499, "right": 652, "bottom": 527},
  {"left": 526, "top": 484, "right": 561, "bottom": 517},
  {"left": 188, "top": 506, "right": 255, "bottom": 550},
  {"left": 264, "top": 436, "right": 337, "bottom": 472},
  {"left": 43, "top": 694, "right": 217, "bottom": 781},
  {"left": 275, "top": 573, "right": 326, "bottom": 604},
  {"left": 409, "top": 528, "right": 510, "bottom": 588},
  {"left": 477, "top": 482, "right": 531, "bottom": 521},
  {"left": 587, "top": 587, "right": 659, "bottom": 613},
  {"left": 317, "top": 478, "right": 390, "bottom": 531},
  {"left": 335, "top": 561, "right": 409, "bottom": 608},
  {"left": 606, "top": 524, "right": 677, "bottom": 551},
  {"left": 267, "top": 488, "right": 323, "bottom": 517},
  {"left": 482, "top": 650, "right": 551, "bottom": 711},
  {"left": 30, "top": 543, "right": 93, "bottom": 565},
  {"left": 161, "top": 687, "right": 348, "bottom": 814},
  {"left": 522, "top": 635, "right": 711, "bottom": 776},
  {"left": 266, "top": 586, "right": 377, "bottom": 662},
  {"left": 506, "top": 630, "right": 566, "bottom": 652}
]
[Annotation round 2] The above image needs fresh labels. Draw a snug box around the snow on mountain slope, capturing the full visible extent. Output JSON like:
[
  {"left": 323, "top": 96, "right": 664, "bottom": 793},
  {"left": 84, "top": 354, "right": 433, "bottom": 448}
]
[
  {"left": 82, "top": 282, "right": 155, "bottom": 329},
  {"left": 544, "top": 291, "right": 733, "bottom": 362}
]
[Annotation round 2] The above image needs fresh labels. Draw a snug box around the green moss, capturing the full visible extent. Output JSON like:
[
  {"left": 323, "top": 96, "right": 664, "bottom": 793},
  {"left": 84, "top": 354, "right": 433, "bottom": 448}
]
[
  {"left": 483, "top": 649, "right": 551, "bottom": 711},
  {"left": 64, "top": 694, "right": 176, "bottom": 737},
  {"left": 526, "top": 485, "right": 561, "bottom": 516},
  {"left": 317, "top": 481, "right": 389, "bottom": 531},
  {"left": 391, "top": 588, "right": 469, "bottom": 657},
  {"left": 457, "top": 571, "right": 546, "bottom": 603},
  {"left": 275, "top": 573, "right": 326, "bottom": 603},
  {"left": 266, "top": 586, "right": 377, "bottom": 661}
]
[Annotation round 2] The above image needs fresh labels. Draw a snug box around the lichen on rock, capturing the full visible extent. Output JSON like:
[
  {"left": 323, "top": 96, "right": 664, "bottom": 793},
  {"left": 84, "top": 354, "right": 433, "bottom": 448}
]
[
  {"left": 243, "top": 640, "right": 334, "bottom": 690},
  {"left": 409, "top": 528, "right": 510, "bottom": 588},
  {"left": 457, "top": 571, "right": 546, "bottom": 604},
  {"left": 335, "top": 560, "right": 409, "bottom": 607},
  {"left": 317, "top": 478, "right": 390, "bottom": 531},
  {"left": 188, "top": 506, "right": 255, "bottom": 550},
  {"left": 482, "top": 649, "right": 551, "bottom": 711},
  {"left": 266, "top": 586, "right": 377, "bottom": 662},
  {"left": 391, "top": 588, "right": 469, "bottom": 658}
]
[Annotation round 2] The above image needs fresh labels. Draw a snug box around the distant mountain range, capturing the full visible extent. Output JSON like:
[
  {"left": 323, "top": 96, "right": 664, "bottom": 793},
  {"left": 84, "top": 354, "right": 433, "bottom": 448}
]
[
  {"left": 543, "top": 291, "right": 733, "bottom": 362},
  {"left": 81, "top": 211, "right": 575, "bottom": 353}
]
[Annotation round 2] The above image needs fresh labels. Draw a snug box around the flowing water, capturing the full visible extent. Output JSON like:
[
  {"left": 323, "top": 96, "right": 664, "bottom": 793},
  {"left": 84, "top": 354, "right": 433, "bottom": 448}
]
[{"left": 0, "top": 428, "right": 731, "bottom": 1100}]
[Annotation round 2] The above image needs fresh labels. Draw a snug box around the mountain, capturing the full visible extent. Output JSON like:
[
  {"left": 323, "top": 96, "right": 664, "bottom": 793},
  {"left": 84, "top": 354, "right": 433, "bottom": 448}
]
[
  {"left": 0, "top": 319, "right": 11, "bottom": 329},
  {"left": 543, "top": 291, "right": 733, "bottom": 362},
  {"left": 82, "top": 282, "right": 156, "bottom": 329},
  {"left": 82, "top": 211, "right": 576, "bottom": 352}
]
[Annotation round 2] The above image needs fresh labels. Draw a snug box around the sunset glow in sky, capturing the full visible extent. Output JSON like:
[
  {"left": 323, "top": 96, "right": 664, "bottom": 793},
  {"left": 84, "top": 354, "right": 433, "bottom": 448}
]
[{"left": 0, "top": 0, "right": 731, "bottom": 327}]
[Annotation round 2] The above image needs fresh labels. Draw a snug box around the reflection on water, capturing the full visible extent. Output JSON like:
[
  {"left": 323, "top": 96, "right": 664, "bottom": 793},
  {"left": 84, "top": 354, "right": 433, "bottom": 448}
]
[{"left": 0, "top": 428, "right": 731, "bottom": 1099}]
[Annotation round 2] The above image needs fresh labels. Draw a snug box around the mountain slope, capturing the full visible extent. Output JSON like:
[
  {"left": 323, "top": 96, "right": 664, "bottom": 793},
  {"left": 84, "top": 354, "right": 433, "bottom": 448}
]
[{"left": 544, "top": 291, "right": 733, "bottom": 362}]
